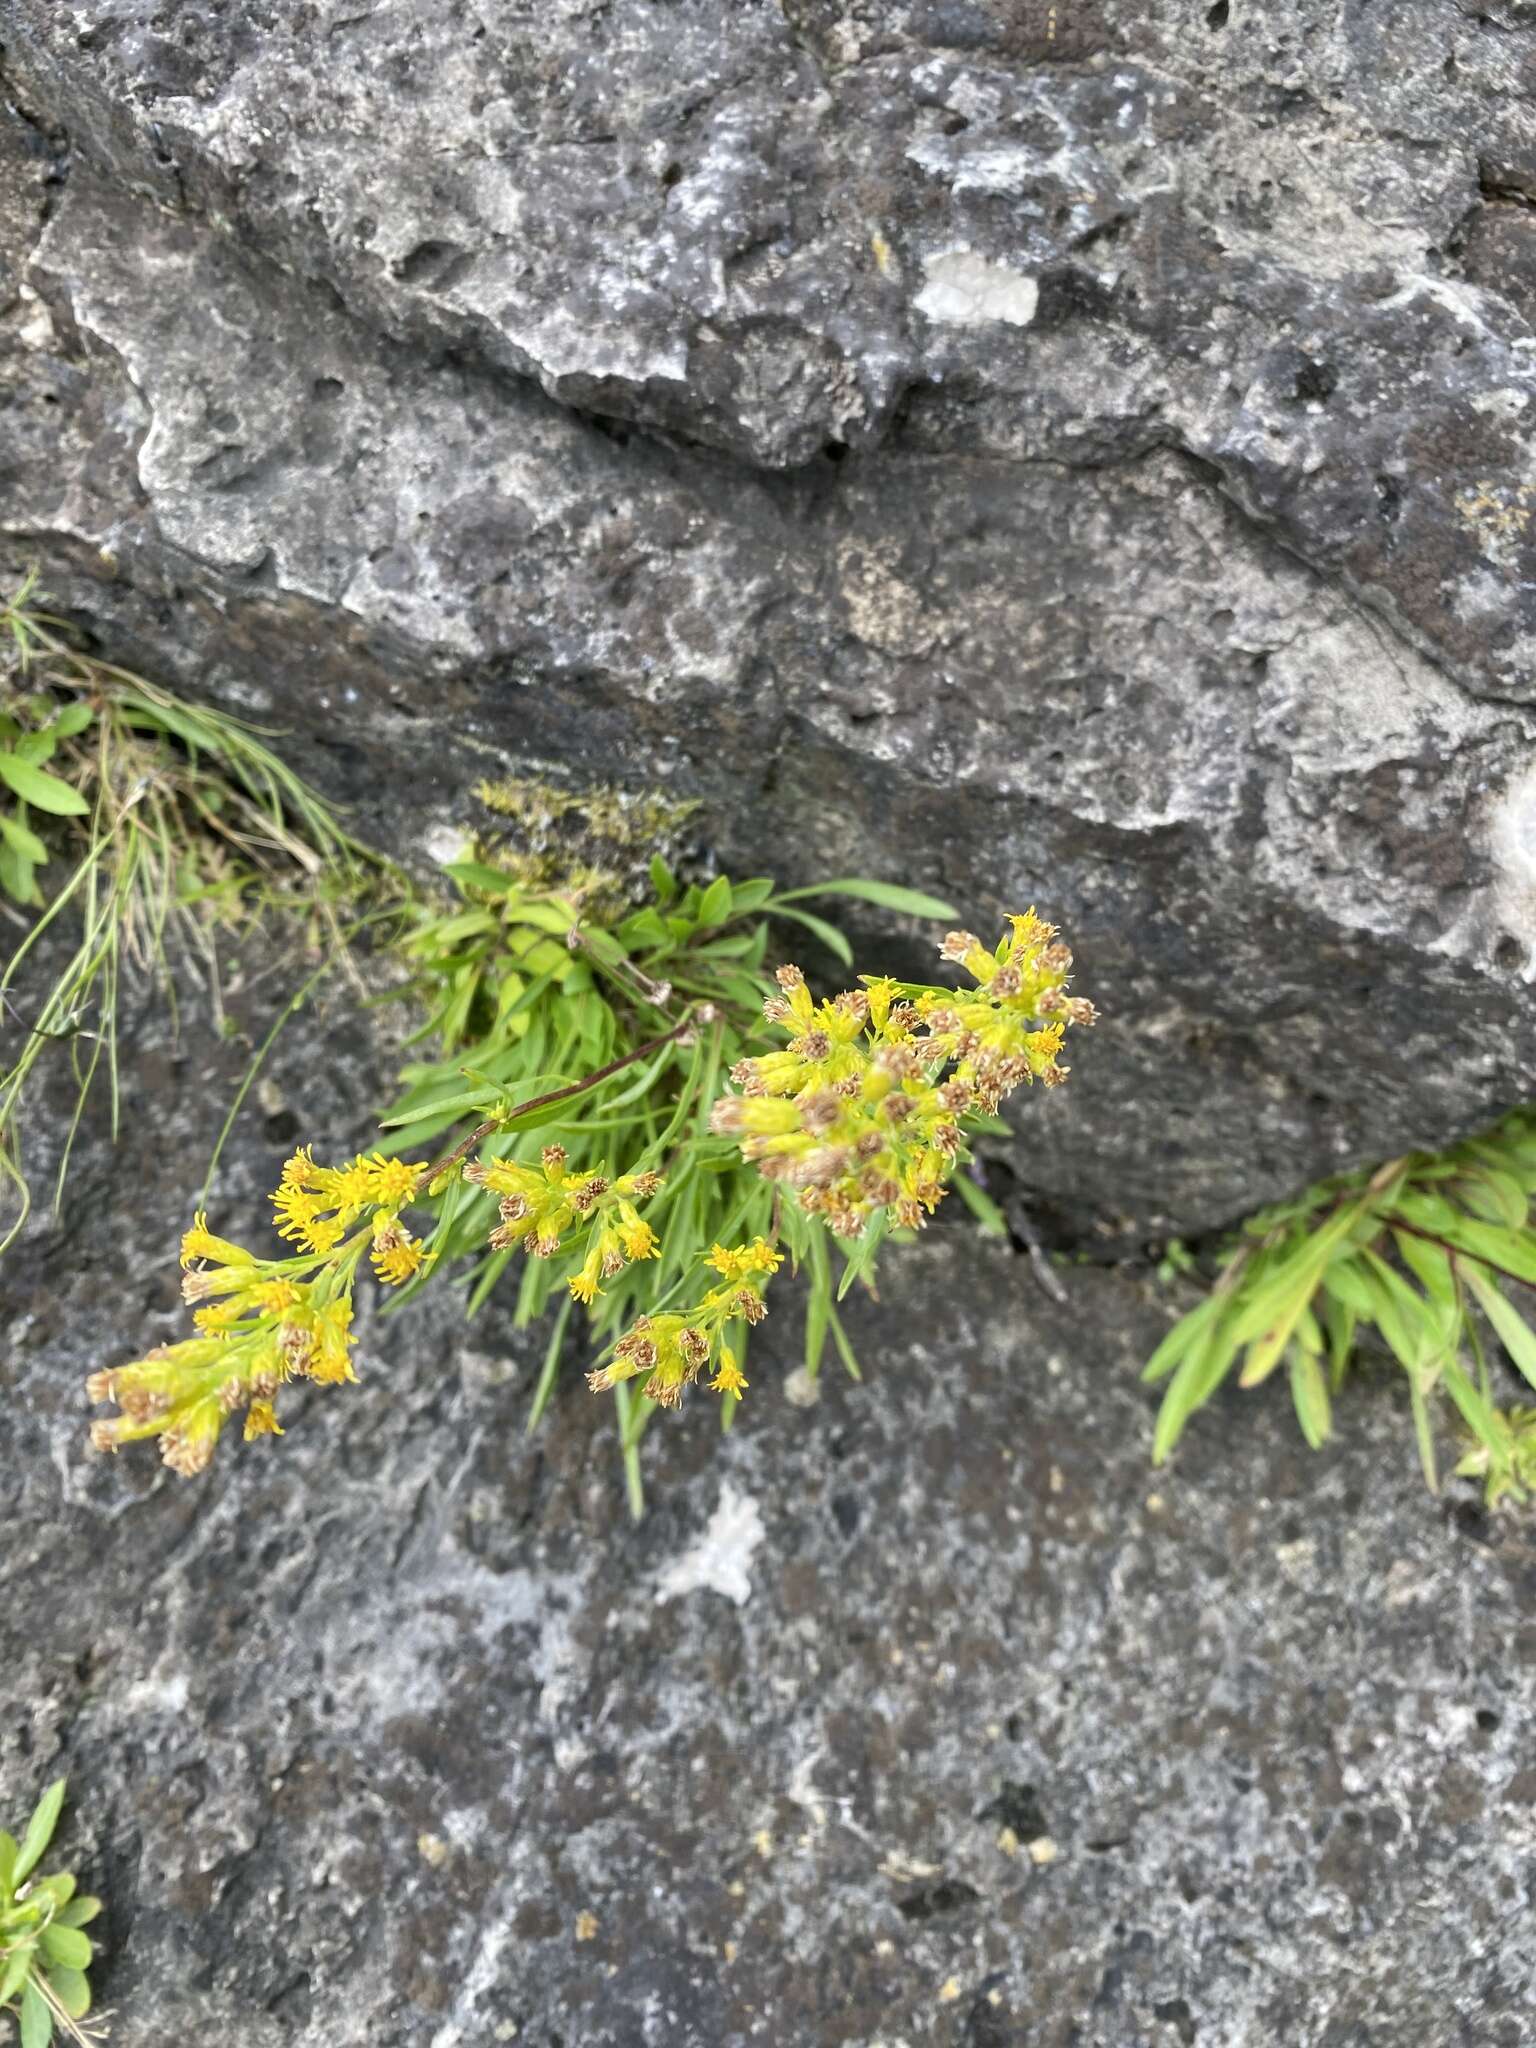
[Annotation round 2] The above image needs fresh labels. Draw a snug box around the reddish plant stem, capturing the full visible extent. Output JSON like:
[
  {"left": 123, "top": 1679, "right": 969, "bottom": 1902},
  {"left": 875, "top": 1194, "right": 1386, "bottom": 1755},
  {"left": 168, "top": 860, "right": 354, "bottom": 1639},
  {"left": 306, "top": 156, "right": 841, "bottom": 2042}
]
[{"left": 419, "top": 1008, "right": 714, "bottom": 1184}]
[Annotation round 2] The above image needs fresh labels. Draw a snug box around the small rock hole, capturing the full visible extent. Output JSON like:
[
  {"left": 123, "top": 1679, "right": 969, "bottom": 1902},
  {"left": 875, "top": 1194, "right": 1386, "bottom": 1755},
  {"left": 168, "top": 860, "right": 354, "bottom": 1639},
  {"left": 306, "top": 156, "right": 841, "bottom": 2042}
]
[{"left": 1206, "top": 0, "right": 1230, "bottom": 24}]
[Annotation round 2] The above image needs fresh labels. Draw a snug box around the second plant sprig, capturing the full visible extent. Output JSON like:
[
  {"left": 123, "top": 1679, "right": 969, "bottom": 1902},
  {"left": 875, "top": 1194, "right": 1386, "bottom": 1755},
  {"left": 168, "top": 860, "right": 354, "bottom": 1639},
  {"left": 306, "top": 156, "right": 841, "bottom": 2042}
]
[{"left": 1144, "top": 1112, "right": 1536, "bottom": 1504}]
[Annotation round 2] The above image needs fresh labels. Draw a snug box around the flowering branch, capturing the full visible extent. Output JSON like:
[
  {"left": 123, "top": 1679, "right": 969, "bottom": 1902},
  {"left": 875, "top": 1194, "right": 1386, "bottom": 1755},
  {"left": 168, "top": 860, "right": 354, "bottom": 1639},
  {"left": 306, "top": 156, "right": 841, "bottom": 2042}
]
[{"left": 86, "top": 912, "right": 1094, "bottom": 1479}]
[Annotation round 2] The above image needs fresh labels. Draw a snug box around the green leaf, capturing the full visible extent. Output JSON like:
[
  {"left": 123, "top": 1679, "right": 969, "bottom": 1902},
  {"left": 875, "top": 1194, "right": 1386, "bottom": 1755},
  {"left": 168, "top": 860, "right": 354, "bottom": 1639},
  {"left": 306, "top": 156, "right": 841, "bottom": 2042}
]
[
  {"left": 0, "top": 1829, "right": 17, "bottom": 1898},
  {"left": 1391, "top": 1230, "right": 1456, "bottom": 1309},
  {"left": 379, "top": 1087, "right": 499, "bottom": 1129},
  {"left": 18, "top": 1977, "right": 50, "bottom": 2048},
  {"left": 442, "top": 860, "right": 516, "bottom": 895},
  {"left": 617, "top": 907, "right": 672, "bottom": 951},
  {"left": 1238, "top": 1272, "right": 1318, "bottom": 1388},
  {"left": 804, "top": 1228, "right": 832, "bottom": 1379},
  {"left": 1455, "top": 1167, "right": 1528, "bottom": 1231},
  {"left": 43, "top": 1966, "right": 89, "bottom": 2022},
  {"left": 1320, "top": 1256, "right": 1374, "bottom": 1317},
  {"left": 48, "top": 703, "right": 93, "bottom": 740},
  {"left": 766, "top": 904, "right": 853, "bottom": 967},
  {"left": 648, "top": 854, "right": 676, "bottom": 905},
  {"left": 778, "top": 877, "right": 959, "bottom": 920},
  {"left": 836, "top": 1210, "right": 888, "bottom": 1300},
  {"left": 38, "top": 1925, "right": 90, "bottom": 1972},
  {"left": 1462, "top": 1265, "right": 1536, "bottom": 1396},
  {"left": 1152, "top": 1318, "right": 1242, "bottom": 1463},
  {"left": 0, "top": 755, "right": 87, "bottom": 816},
  {"left": 1322, "top": 1292, "right": 1356, "bottom": 1393},
  {"left": 825, "top": 1300, "right": 862, "bottom": 1381},
  {"left": 1140, "top": 1291, "right": 1223, "bottom": 1387},
  {"left": 695, "top": 876, "right": 733, "bottom": 927},
  {"left": 1359, "top": 1251, "right": 1446, "bottom": 1373},
  {"left": 1408, "top": 1370, "right": 1439, "bottom": 1492},
  {"left": 1440, "top": 1356, "right": 1505, "bottom": 1459},
  {"left": 1395, "top": 1200, "right": 1536, "bottom": 1287},
  {"left": 0, "top": 1944, "right": 33, "bottom": 2005},
  {"left": 54, "top": 1898, "right": 100, "bottom": 1930},
  {"left": 0, "top": 841, "right": 40, "bottom": 907},
  {"left": 12, "top": 730, "right": 55, "bottom": 767},
  {"left": 724, "top": 878, "right": 775, "bottom": 914},
  {"left": 14, "top": 1780, "right": 65, "bottom": 1886},
  {"left": 0, "top": 812, "right": 48, "bottom": 864},
  {"left": 953, "top": 1171, "right": 1008, "bottom": 1237},
  {"left": 1224, "top": 1201, "right": 1373, "bottom": 1352},
  {"left": 1288, "top": 1342, "right": 1332, "bottom": 1449}
]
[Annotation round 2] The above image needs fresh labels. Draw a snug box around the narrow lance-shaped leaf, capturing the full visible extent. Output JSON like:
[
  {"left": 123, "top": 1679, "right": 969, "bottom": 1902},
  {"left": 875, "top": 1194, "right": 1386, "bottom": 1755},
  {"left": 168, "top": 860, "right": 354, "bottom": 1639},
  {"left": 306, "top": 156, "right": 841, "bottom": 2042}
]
[
  {"left": 1461, "top": 1264, "right": 1536, "bottom": 1396},
  {"left": 13, "top": 1779, "right": 65, "bottom": 1886},
  {"left": 1288, "top": 1340, "right": 1332, "bottom": 1450},
  {"left": 775, "top": 877, "right": 959, "bottom": 920},
  {"left": 1152, "top": 1315, "right": 1245, "bottom": 1464}
]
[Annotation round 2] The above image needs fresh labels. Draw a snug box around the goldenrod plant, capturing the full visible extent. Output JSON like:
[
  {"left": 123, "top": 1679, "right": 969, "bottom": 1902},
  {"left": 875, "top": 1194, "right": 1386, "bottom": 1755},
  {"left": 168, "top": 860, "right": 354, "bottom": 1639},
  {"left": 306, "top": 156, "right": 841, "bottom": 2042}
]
[
  {"left": 89, "top": 875, "right": 1095, "bottom": 1514},
  {"left": 0, "top": 570, "right": 394, "bottom": 1251},
  {"left": 1145, "top": 1110, "right": 1536, "bottom": 1504},
  {"left": 0, "top": 1778, "right": 105, "bottom": 2048}
]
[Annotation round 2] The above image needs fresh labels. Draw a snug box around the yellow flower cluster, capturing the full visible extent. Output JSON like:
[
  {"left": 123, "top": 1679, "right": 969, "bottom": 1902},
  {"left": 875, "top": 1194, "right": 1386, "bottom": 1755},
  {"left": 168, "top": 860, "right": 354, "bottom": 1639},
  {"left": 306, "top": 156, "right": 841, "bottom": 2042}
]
[
  {"left": 464, "top": 1144, "right": 664, "bottom": 1304},
  {"left": 917, "top": 912, "right": 1095, "bottom": 1109},
  {"left": 89, "top": 1145, "right": 432, "bottom": 1474},
  {"left": 271, "top": 1146, "right": 422, "bottom": 1257},
  {"left": 713, "top": 913, "right": 1094, "bottom": 1238},
  {"left": 589, "top": 1239, "right": 782, "bottom": 1408}
]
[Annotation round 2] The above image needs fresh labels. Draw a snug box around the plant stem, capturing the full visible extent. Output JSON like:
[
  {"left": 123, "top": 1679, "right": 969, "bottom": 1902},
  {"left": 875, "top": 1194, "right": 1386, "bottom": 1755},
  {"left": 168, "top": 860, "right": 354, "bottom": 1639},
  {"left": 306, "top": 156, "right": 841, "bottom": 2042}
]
[{"left": 419, "top": 1008, "right": 717, "bottom": 1183}]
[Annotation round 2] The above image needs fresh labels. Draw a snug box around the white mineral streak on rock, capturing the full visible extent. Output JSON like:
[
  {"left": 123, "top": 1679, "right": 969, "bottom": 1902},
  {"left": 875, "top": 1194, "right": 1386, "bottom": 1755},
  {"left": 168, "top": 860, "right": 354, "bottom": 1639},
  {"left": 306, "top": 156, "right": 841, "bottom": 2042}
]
[
  {"left": 914, "top": 249, "right": 1038, "bottom": 328},
  {"left": 655, "top": 1484, "right": 766, "bottom": 1606}
]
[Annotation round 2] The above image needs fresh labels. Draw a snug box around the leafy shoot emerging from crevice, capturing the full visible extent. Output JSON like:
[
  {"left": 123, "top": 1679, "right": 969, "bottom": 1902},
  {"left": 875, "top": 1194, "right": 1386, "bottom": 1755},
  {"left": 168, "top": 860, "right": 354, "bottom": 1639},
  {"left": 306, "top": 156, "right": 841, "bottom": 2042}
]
[
  {"left": 1145, "top": 1111, "right": 1536, "bottom": 1504},
  {"left": 0, "top": 570, "right": 399, "bottom": 1252},
  {"left": 0, "top": 1777, "right": 106, "bottom": 2048}
]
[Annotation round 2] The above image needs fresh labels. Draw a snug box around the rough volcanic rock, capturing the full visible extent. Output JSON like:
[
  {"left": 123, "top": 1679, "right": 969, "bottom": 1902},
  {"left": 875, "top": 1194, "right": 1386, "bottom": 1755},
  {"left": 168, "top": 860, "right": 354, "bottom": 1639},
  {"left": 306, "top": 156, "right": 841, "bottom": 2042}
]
[
  {"left": 3, "top": 6, "right": 1536, "bottom": 1243},
  {"left": 3, "top": 981, "right": 1535, "bottom": 2047}
]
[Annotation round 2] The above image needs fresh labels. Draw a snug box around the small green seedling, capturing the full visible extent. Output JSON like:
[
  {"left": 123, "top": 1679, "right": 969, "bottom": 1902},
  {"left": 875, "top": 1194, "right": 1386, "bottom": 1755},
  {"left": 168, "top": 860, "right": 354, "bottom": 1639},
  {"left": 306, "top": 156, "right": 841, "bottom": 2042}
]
[{"left": 0, "top": 1778, "right": 105, "bottom": 2047}]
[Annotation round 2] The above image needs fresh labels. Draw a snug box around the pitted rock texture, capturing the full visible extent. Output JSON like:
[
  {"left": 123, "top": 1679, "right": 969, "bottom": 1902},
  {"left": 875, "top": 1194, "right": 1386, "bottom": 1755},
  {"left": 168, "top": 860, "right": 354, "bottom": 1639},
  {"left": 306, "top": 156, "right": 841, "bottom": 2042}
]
[
  {"left": 3, "top": 986, "right": 1535, "bottom": 2047},
  {"left": 4, "top": 6, "right": 1536, "bottom": 1239}
]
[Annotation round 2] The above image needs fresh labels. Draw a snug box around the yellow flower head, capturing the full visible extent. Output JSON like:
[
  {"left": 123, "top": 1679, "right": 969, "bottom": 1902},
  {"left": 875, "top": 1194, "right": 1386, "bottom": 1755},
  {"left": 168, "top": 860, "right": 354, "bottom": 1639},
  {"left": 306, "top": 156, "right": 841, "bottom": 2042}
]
[
  {"left": 244, "top": 1398, "right": 284, "bottom": 1440},
  {"left": 179, "top": 1211, "right": 254, "bottom": 1271},
  {"left": 617, "top": 1208, "right": 659, "bottom": 1262},
  {"left": 271, "top": 1180, "right": 321, "bottom": 1242},
  {"left": 370, "top": 1215, "right": 425, "bottom": 1287},
  {"left": 710, "top": 1347, "right": 748, "bottom": 1398},
  {"left": 193, "top": 1298, "right": 250, "bottom": 1334},
  {"left": 281, "top": 1145, "right": 321, "bottom": 1190},
  {"left": 254, "top": 1279, "right": 302, "bottom": 1313},
  {"left": 706, "top": 1239, "right": 783, "bottom": 1281},
  {"left": 363, "top": 1154, "right": 421, "bottom": 1208},
  {"left": 316, "top": 1155, "right": 376, "bottom": 1211},
  {"left": 310, "top": 1298, "right": 357, "bottom": 1384}
]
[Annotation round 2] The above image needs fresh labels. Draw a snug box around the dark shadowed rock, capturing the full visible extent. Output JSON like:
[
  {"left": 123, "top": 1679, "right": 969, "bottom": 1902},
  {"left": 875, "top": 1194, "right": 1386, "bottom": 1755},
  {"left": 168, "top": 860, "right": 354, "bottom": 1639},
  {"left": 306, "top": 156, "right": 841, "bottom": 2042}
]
[{"left": 2, "top": 5, "right": 1536, "bottom": 1243}]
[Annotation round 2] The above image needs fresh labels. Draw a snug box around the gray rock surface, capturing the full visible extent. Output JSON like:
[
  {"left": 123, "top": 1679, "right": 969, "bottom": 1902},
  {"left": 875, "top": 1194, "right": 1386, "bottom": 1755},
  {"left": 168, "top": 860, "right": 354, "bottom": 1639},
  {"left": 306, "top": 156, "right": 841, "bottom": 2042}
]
[
  {"left": 4, "top": 979, "right": 1536, "bottom": 2048},
  {"left": 3, "top": 7, "right": 1536, "bottom": 1238}
]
